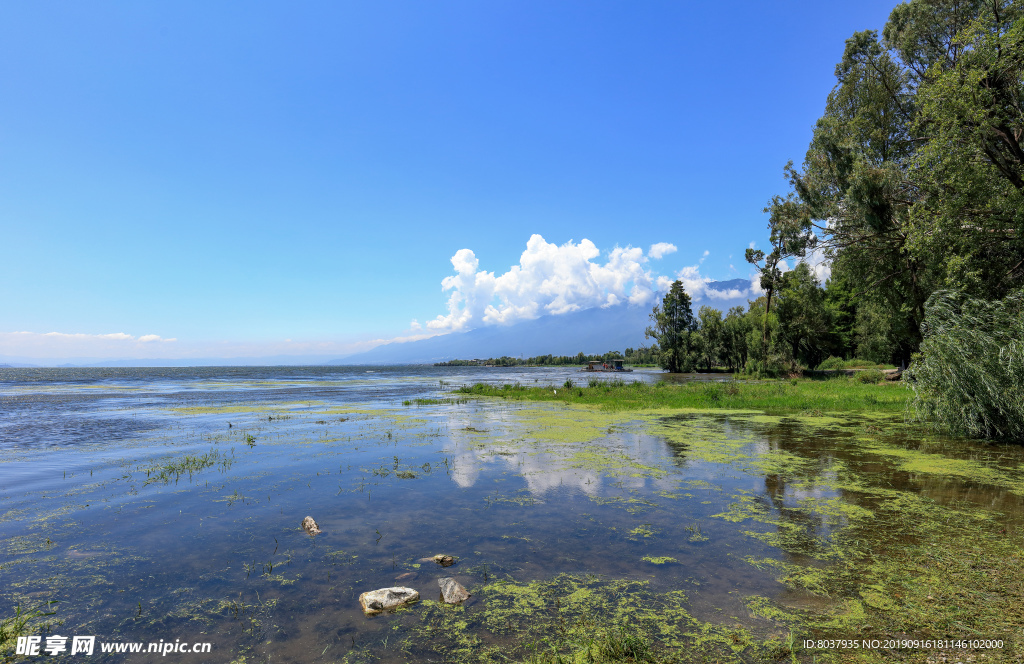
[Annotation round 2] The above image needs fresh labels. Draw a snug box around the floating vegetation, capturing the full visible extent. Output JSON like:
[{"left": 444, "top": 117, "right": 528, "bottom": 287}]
[{"left": 641, "top": 556, "right": 677, "bottom": 565}]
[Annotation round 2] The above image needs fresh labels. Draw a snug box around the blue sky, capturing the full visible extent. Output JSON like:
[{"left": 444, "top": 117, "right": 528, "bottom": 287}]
[{"left": 0, "top": 1, "right": 898, "bottom": 360}]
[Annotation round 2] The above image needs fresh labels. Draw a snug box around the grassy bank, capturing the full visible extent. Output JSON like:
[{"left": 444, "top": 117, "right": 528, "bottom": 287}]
[{"left": 455, "top": 376, "right": 910, "bottom": 415}]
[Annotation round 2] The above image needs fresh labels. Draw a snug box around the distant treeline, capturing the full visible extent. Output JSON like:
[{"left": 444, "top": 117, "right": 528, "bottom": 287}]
[{"left": 434, "top": 346, "right": 661, "bottom": 367}]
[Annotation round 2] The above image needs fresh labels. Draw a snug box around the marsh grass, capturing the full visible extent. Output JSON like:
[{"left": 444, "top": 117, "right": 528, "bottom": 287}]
[
  {"left": 455, "top": 377, "right": 908, "bottom": 414},
  {"left": 142, "top": 449, "right": 230, "bottom": 485},
  {"left": 403, "top": 397, "right": 470, "bottom": 406},
  {"left": 0, "top": 601, "right": 58, "bottom": 664}
]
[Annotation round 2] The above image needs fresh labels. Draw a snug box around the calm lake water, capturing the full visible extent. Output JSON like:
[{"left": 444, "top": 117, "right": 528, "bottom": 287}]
[{"left": 1, "top": 366, "right": 1022, "bottom": 663}]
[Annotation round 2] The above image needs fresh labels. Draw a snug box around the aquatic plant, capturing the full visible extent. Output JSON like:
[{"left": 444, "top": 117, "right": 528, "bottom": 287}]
[
  {"left": 143, "top": 450, "right": 226, "bottom": 485},
  {"left": 0, "top": 601, "right": 58, "bottom": 663}
]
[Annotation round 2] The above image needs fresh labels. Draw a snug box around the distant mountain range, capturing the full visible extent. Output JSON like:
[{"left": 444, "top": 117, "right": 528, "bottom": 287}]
[
  {"left": 336, "top": 279, "right": 756, "bottom": 365},
  {"left": 2, "top": 279, "right": 757, "bottom": 367}
]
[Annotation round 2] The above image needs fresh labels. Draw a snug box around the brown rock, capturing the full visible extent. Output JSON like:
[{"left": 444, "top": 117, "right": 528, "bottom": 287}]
[
  {"left": 301, "top": 516, "right": 322, "bottom": 536},
  {"left": 438, "top": 577, "right": 471, "bottom": 604},
  {"left": 394, "top": 572, "right": 417, "bottom": 581},
  {"left": 358, "top": 587, "right": 419, "bottom": 615},
  {"left": 432, "top": 554, "right": 455, "bottom": 567}
]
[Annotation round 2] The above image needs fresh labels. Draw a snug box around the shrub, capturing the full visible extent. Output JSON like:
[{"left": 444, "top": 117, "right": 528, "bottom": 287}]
[
  {"left": 816, "top": 356, "right": 846, "bottom": 371},
  {"left": 856, "top": 369, "right": 885, "bottom": 383},
  {"left": 907, "top": 290, "right": 1024, "bottom": 441}
]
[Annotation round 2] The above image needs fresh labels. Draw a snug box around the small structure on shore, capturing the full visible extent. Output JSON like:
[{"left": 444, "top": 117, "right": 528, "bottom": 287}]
[{"left": 583, "top": 359, "right": 632, "bottom": 372}]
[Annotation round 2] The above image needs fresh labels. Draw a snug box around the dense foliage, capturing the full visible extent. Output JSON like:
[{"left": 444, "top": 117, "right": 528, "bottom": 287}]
[
  {"left": 907, "top": 290, "right": 1024, "bottom": 440},
  {"left": 737, "top": 0, "right": 1023, "bottom": 437},
  {"left": 759, "top": 0, "right": 1022, "bottom": 368}
]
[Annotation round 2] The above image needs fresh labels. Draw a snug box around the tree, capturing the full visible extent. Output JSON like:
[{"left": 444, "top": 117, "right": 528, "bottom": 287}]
[
  {"left": 745, "top": 247, "right": 786, "bottom": 345},
  {"left": 646, "top": 281, "right": 697, "bottom": 373},
  {"left": 721, "top": 306, "right": 751, "bottom": 372},
  {"left": 695, "top": 306, "right": 724, "bottom": 371},
  {"left": 775, "top": 263, "right": 833, "bottom": 368},
  {"left": 756, "top": 0, "right": 1024, "bottom": 365}
]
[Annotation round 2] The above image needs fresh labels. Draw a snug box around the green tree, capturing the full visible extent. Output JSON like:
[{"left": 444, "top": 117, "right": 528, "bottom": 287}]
[
  {"left": 695, "top": 306, "right": 724, "bottom": 371},
  {"left": 646, "top": 281, "right": 697, "bottom": 373},
  {"left": 775, "top": 263, "right": 833, "bottom": 368},
  {"left": 721, "top": 306, "right": 751, "bottom": 372},
  {"left": 823, "top": 268, "right": 859, "bottom": 359},
  {"left": 756, "top": 0, "right": 1024, "bottom": 366}
]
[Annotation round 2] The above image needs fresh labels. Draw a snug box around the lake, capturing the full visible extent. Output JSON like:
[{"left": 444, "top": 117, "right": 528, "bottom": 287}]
[{"left": 2, "top": 366, "right": 1021, "bottom": 663}]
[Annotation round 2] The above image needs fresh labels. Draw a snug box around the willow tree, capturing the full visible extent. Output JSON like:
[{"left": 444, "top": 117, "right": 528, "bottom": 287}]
[{"left": 907, "top": 290, "right": 1024, "bottom": 441}]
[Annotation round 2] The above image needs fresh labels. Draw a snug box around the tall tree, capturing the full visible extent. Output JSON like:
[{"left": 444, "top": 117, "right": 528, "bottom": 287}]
[
  {"left": 756, "top": 0, "right": 1024, "bottom": 363},
  {"left": 695, "top": 306, "right": 725, "bottom": 371},
  {"left": 775, "top": 263, "right": 833, "bottom": 368},
  {"left": 646, "top": 281, "right": 697, "bottom": 373}
]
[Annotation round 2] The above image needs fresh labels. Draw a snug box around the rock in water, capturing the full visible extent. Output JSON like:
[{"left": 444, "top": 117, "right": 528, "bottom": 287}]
[
  {"left": 358, "top": 587, "right": 419, "bottom": 615},
  {"left": 438, "top": 577, "right": 471, "bottom": 604},
  {"left": 432, "top": 554, "right": 455, "bottom": 567},
  {"left": 301, "top": 516, "right": 322, "bottom": 536}
]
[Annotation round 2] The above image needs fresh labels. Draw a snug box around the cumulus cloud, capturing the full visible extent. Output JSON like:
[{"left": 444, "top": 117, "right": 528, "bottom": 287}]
[
  {"left": 419, "top": 235, "right": 829, "bottom": 335},
  {"left": 648, "top": 242, "right": 677, "bottom": 260},
  {"left": 426, "top": 235, "right": 666, "bottom": 333}
]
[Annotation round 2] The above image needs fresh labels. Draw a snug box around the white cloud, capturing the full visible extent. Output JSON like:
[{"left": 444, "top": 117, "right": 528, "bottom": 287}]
[
  {"left": 648, "top": 242, "right": 677, "bottom": 260},
  {"left": 425, "top": 234, "right": 667, "bottom": 333},
  {"left": 802, "top": 246, "right": 833, "bottom": 283},
  {"left": 0, "top": 330, "right": 178, "bottom": 359},
  {"left": 417, "top": 234, "right": 827, "bottom": 337}
]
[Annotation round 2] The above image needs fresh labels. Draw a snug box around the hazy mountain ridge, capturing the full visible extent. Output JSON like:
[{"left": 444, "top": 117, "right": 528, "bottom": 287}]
[
  {"left": 338, "top": 279, "right": 756, "bottom": 365},
  {"left": 2, "top": 280, "right": 756, "bottom": 367}
]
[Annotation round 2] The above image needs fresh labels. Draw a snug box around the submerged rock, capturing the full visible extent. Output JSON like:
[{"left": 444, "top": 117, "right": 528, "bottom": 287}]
[
  {"left": 301, "top": 516, "right": 322, "bottom": 536},
  {"left": 358, "top": 587, "right": 419, "bottom": 615},
  {"left": 432, "top": 554, "right": 455, "bottom": 567},
  {"left": 394, "top": 571, "right": 417, "bottom": 581},
  {"left": 438, "top": 577, "right": 471, "bottom": 604}
]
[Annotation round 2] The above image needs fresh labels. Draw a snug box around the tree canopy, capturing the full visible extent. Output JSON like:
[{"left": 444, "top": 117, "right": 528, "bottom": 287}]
[
  {"left": 646, "top": 280, "right": 697, "bottom": 373},
  {"left": 761, "top": 0, "right": 1023, "bottom": 366}
]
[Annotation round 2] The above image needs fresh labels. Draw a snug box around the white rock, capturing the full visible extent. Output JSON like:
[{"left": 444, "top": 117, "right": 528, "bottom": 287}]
[
  {"left": 438, "top": 577, "right": 471, "bottom": 604},
  {"left": 358, "top": 587, "right": 419, "bottom": 615},
  {"left": 301, "top": 516, "right": 321, "bottom": 536}
]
